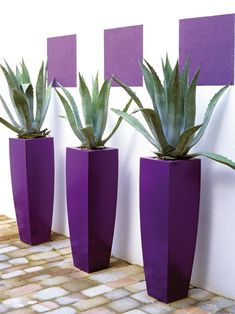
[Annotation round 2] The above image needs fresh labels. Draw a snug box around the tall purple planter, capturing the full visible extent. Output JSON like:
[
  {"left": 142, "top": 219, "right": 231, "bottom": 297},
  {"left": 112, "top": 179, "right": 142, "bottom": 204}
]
[
  {"left": 66, "top": 147, "right": 118, "bottom": 273},
  {"left": 9, "top": 137, "right": 54, "bottom": 245},
  {"left": 140, "top": 158, "right": 201, "bottom": 303}
]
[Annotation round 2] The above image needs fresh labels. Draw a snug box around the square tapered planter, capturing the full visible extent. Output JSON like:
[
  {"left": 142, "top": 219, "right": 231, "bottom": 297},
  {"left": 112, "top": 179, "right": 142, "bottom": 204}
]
[
  {"left": 9, "top": 137, "right": 54, "bottom": 245},
  {"left": 66, "top": 147, "right": 118, "bottom": 273},
  {"left": 140, "top": 158, "right": 201, "bottom": 303}
]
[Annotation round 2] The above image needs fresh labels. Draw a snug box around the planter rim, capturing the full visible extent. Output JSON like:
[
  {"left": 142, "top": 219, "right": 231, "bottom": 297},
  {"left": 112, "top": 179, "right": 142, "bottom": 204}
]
[
  {"left": 67, "top": 146, "right": 117, "bottom": 153},
  {"left": 10, "top": 137, "right": 53, "bottom": 142},
  {"left": 140, "top": 156, "right": 200, "bottom": 163}
]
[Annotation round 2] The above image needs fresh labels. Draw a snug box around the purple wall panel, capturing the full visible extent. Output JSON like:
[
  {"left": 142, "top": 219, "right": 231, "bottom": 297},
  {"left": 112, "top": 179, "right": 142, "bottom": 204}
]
[
  {"left": 104, "top": 25, "right": 143, "bottom": 87},
  {"left": 179, "top": 14, "right": 234, "bottom": 85},
  {"left": 47, "top": 34, "right": 77, "bottom": 87}
]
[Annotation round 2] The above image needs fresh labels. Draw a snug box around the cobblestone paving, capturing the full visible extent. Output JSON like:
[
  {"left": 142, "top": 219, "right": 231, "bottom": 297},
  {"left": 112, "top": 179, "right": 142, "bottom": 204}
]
[{"left": 0, "top": 215, "right": 234, "bottom": 313}]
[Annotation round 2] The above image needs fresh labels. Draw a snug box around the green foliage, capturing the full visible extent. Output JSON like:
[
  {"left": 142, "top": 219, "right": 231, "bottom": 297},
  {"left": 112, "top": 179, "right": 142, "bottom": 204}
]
[
  {"left": 56, "top": 73, "right": 132, "bottom": 149},
  {"left": 112, "top": 56, "right": 235, "bottom": 169},
  {"left": 0, "top": 60, "right": 52, "bottom": 138}
]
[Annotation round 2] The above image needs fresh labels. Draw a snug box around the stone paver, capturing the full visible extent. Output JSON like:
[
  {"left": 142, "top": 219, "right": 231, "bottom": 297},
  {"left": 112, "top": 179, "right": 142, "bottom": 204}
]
[
  {"left": 124, "top": 310, "right": 146, "bottom": 314},
  {"left": 9, "top": 257, "right": 28, "bottom": 265},
  {"left": 33, "top": 287, "right": 69, "bottom": 300},
  {"left": 0, "top": 261, "right": 11, "bottom": 269},
  {"left": 24, "top": 266, "right": 44, "bottom": 273},
  {"left": 1, "top": 270, "right": 25, "bottom": 279},
  {"left": 197, "top": 296, "right": 235, "bottom": 312},
  {"left": 41, "top": 275, "right": 71, "bottom": 286},
  {"left": 80, "top": 307, "right": 116, "bottom": 313},
  {"left": 56, "top": 294, "right": 82, "bottom": 305},
  {"left": 0, "top": 214, "right": 234, "bottom": 314},
  {"left": 0, "top": 254, "right": 9, "bottom": 261},
  {"left": 73, "top": 296, "right": 108, "bottom": 311},
  {"left": 173, "top": 306, "right": 210, "bottom": 313},
  {"left": 2, "top": 296, "right": 37, "bottom": 309},
  {"left": 6, "top": 283, "right": 42, "bottom": 297},
  {"left": 81, "top": 284, "right": 113, "bottom": 297},
  {"left": 108, "top": 297, "right": 141, "bottom": 312},
  {"left": 45, "top": 307, "right": 77, "bottom": 314},
  {"left": 62, "top": 278, "right": 97, "bottom": 292},
  {"left": 0, "top": 246, "right": 18, "bottom": 254},
  {"left": 141, "top": 302, "right": 174, "bottom": 313},
  {"left": 188, "top": 288, "right": 215, "bottom": 301},
  {"left": 104, "top": 288, "right": 130, "bottom": 300},
  {"left": 0, "top": 304, "right": 8, "bottom": 313},
  {"left": 108, "top": 277, "right": 137, "bottom": 288},
  {"left": 28, "top": 251, "right": 60, "bottom": 261},
  {"left": 131, "top": 290, "right": 156, "bottom": 303},
  {"left": 171, "top": 297, "right": 196, "bottom": 308},
  {"left": 31, "top": 301, "right": 59, "bottom": 312},
  {"left": 125, "top": 281, "right": 147, "bottom": 293}
]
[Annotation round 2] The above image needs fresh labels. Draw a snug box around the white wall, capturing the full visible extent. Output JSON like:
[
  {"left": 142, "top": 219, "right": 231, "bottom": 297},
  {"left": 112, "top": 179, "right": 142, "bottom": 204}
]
[{"left": 0, "top": 0, "right": 234, "bottom": 299}]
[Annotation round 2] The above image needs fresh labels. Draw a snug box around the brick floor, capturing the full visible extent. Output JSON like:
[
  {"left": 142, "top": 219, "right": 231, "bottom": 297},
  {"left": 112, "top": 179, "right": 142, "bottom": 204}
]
[{"left": 0, "top": 215, "right": 234, "bottom": 313}]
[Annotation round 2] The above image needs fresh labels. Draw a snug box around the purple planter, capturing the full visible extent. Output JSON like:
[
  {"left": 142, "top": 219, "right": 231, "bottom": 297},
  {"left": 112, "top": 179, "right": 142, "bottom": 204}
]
[
  {"left": 140, "top": 158, "right": 201, "bottom": 303},
  {"left": 9, "top": 137, "right": 54, "bottom": 245},
  {"left": 66, "top": 147, "right": 118, "bottom": 273}
]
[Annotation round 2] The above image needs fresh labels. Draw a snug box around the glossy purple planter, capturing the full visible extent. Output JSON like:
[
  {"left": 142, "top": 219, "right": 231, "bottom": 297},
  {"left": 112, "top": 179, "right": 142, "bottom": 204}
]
[
  {"left": 10, "top": 138, "right": 54, "bottom": 245},
  {"left": 140, "top": 158, "right": 201, "bottom": 303},
  {"left": 66, "top": 147, "right": 118, "bottom": 273}
]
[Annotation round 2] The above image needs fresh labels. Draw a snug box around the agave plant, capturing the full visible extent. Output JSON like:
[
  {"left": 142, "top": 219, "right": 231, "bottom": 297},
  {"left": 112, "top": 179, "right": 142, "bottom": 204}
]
[
  {"left": 112, "top": 56, "right": 235, "bottom": 169},
  {"left": 56, "top": 73, "right": 131, "bottom": 149},
  {"left": 0, "top": 60, "right": 52, "bottom": 138}
]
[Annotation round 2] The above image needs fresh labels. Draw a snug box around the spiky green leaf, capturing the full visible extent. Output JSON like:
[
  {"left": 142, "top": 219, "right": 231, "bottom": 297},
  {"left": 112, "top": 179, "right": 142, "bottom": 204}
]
[
  {"left": 173, "top": 124, "right": 202, "bottom": 156},
  {"left": 140, "top": 62, "right": 155, "bottom": 104},
  {"left": 0, "top": 117, "right": 20, "bottom": 134},
  {"left": 3, "top": 61, "right": 20, "bottom": 89},
  {"left": 112, "top": 76, "right": 143, "bottom": 109},
  {"left": 35, "top": 62, "right": 45, "bottom": 127},
  {"left": 184, "top": 68, "right": 200, "bottom": 130},
  {"left": 166, "top": 61, "right": 184, "bottom": 145},
  {"left": 25, "top": 84, "right": 34, "bottom": 122},
  {"left": 21, "top": 59, "right": 31, "bottom": 83},
  {"left": 190, "top": 151, "right": 235, "bottom": 170},
  {"left": 0, "top": 95, "right": 20, "bottom": 128},
  {"left": 0, "top": 64, "right": 23, "bottom": 125},
  {"left": 37, "top": 84, "right": 52, "bottom": 129},
  {"left": 113, "top": 75, "right": 167, "bottom": 145},
  {"left": 190, "top": 85, "right": 229, "bottom": 148},
  {"left": 56, "top": 89, "right": 86, "bottom": 143},
  {"left": 180, "top": 55, "right": 190, "bottom": 99},
  {"left": 16, "top": 66, "right": 21, "bottom": 83},
  {"left": 162, "top": 54, "right": 173, "bottom": 90},
  {"left": 101, "top": 98, "right": 132, "bottom": 145},
  {"left": 57, "top": 82, "right": 83, "bottom": 128},
  {"left": 79, "top": 73, "right": 93, "bottom": 126},
  {"left": 142, "top": 60, "right": 168, "bottom": 135},
  {"left": 12, "top": 89, "right": 31, "bottom": 130},
  {"left": 112, "top": 109, "right": 160, "bottom": 150},
  {"left": 133, "top": 108, "right": 173, "bottom": 154},
  {"left": 94, "top": 79, "right": 111, "bottom": 140},
  {"left": 80, "top": 126, "right": 97, "bottom": 149},
  {"left": 92, "top": 72, "right": 99, "bottom": 111}
]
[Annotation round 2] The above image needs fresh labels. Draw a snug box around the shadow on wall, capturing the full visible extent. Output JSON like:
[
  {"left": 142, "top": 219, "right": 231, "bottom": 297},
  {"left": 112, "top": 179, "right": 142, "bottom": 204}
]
[
  {"left": 192, "top": 90, "right": 233, "bottom": 286},
  {"left": 50, "top": 91, "right": 69, "bottom": 236},
  {"left": 112, "top": 130, "right": 141, "bottom": 261}
]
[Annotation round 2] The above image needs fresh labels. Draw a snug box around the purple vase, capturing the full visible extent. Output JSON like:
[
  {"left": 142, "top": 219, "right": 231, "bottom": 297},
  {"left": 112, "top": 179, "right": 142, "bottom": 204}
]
[
  {"left": 140, "top": 158, "right": 201, "bottom": 303},
  {"left": 9, "top": 137, "right": 54, "bottom": 245},
  {"left": 66, "top": 147, "right": 118, "bottom": 273}
]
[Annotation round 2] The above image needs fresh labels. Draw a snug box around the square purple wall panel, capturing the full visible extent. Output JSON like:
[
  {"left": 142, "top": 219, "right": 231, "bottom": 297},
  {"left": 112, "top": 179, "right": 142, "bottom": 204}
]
[
  {"left": 179, "top": 14, "right": 234, "bottom": 85},
  {"left": 104, "top": 25, "right": 143, "bottom": 87},
  {"left": 47, "top": 34, "right": 77, "bottom": 87}
]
